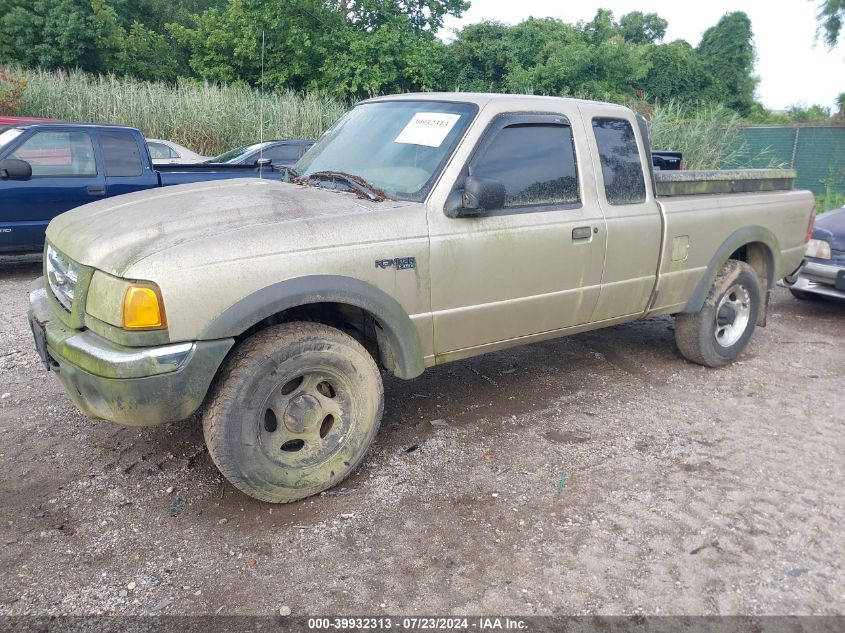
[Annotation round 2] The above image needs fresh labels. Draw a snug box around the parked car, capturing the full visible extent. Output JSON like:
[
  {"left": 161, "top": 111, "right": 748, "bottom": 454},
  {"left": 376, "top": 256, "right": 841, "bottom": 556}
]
[
  {"left": 0, "top": 123, "right": 282, "bottom": 253},
  {"left": 146, "top": 138, "right": 207, "bottom": 165},
  {"left": 783, "top": 205, "right": 845, "bottom": 301},
  {"left": 0, "top": 116, "right": 58, "bottom": 133},
  {"left": 28, "top": 93, "right": 814, "bottom": 503},
  {"left": 206, "top": 140, "right": 314, "bottom": 166}
]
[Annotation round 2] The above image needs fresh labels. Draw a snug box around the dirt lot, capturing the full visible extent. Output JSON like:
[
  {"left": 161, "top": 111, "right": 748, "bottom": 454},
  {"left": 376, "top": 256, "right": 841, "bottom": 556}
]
[{"left": 0, "top": 254, "right": 843, "bottom": 617}]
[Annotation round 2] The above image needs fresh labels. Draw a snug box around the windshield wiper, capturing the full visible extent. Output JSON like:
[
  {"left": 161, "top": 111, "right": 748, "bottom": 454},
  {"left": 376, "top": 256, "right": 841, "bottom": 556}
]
[{"left": 303, "top": 171, "right": 386, "bottom": 201}]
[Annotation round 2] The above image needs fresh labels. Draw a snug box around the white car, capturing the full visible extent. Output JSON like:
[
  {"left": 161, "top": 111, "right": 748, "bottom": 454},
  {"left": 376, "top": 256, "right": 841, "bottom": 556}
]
[{"left": 146, "top": 139, "right": 208, "bottom": 165}]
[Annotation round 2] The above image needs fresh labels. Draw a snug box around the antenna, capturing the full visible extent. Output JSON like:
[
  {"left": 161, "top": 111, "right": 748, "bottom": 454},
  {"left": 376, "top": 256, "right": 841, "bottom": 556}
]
[{"left": 259, "top": 30, "right": 265, "bottom": 179}]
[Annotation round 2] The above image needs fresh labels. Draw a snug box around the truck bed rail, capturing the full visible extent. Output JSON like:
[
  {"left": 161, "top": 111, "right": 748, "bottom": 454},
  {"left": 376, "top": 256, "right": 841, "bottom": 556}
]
[{"left": 655, "top": 169, "right": 796, "bottom": 197}]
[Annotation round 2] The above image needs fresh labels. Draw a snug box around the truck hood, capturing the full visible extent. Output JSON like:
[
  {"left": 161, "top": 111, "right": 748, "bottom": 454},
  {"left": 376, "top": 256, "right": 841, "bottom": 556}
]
[
  {"left": 812, "top": 206, "right": 845, "bottom": 251},
  {"left": 47, "top": 178, "right": 415, "bottom": 275}
]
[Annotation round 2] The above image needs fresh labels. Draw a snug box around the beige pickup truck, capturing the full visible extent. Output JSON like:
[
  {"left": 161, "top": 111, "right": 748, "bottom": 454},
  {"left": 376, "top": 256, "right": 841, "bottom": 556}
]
[{"left": 28, "top": 93, "right": 814, "bottom": 503}]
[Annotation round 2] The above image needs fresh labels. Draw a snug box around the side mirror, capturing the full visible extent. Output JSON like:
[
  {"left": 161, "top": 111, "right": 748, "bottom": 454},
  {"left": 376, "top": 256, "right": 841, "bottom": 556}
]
[
  {"left": 256, "top": 157, "right": 272, "bottom": 166},
  {"left": 0, "top": 158, "right": 32, "bottom": 181},
  {"left": 449, "top": 175, "right": 506, "bottom": 217}
]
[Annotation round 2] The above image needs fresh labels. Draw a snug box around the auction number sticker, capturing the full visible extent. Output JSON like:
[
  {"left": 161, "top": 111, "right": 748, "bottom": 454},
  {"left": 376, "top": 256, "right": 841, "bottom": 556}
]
[{"left": 394, "top": 112, "right": 461, "bottom": 147}]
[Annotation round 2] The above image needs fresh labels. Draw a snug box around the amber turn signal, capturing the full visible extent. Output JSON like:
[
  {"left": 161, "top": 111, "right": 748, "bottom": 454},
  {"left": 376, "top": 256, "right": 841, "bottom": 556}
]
[{"left": 122, "top": 284, "right": 166, "bottom": 329}]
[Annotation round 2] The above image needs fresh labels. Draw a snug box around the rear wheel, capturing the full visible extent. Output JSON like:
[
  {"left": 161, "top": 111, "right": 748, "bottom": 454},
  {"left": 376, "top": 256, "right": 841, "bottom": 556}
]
[
  {"left": 675, "top": 260, "right": 761, "bottom": 367},
  {"left": 203, "top": 322, "right": 384, "bottom": 503}
]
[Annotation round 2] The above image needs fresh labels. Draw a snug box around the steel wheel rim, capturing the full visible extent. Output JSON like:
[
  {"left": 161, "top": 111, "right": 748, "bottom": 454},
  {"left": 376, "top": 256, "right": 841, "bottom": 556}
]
[
  {"left": 257, "top": 369, "right": 353, "bottom": 468},
  {"left": 714, "top": 283, "right": 751, "bottom": 348}
]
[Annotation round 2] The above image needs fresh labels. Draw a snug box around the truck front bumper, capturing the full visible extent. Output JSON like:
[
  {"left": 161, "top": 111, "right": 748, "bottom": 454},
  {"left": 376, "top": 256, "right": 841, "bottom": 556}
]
[{"left": 28, "top": 277, "right": 233, "bottom": 426}]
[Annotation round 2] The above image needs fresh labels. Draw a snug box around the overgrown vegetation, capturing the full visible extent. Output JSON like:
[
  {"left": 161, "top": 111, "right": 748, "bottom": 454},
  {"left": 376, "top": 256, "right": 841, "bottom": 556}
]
[
  {"left": 816, "top": 170, "right": 845, "bottom": 212},
  {"left": 6, "top": 65, "right": 792, "bottom": 174},
  {"left": 646, "top": 101, "right": 783, "bottom": 170},
  {"left": 0, "top": 67, "right": 27, "bottom": 112},
  {"left": 0, "top": 1, "right": 763, "bottom": 111},
  {"left": 1, "top": 2, "right": 840, "bottom": 119},
  {"left": 5, "top": 66, "right": 345, "bottom": 155}
]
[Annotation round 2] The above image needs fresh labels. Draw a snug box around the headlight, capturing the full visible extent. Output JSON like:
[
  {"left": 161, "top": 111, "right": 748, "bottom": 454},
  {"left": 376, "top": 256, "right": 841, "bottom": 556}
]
[
  {"left": 86, "top": 271, "right": 167, "bottom": 330},
  {"left": 806, "top": 238, "right": 831, "bottom": 260},
  {"left": 46, "top": 244, "right": 80, "bottom": 312}
]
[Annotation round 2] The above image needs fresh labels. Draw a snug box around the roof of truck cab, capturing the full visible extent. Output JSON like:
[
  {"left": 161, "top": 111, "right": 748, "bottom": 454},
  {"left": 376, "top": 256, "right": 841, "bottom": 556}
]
[{"left": 363, "top": 92, "right": 633, "bottom": 114}]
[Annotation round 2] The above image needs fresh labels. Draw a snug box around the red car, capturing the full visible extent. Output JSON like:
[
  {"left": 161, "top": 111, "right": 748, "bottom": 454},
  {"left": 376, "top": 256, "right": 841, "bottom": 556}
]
[{"left": 0, "top": 116, "right": 58, "bottom": 132}]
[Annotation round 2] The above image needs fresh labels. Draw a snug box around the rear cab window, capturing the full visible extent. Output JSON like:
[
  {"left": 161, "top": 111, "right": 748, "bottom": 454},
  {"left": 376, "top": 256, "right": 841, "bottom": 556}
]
[
  {"left": 99, "top": 130, "right": 143, "bottom": 177},
  {"left": 592, "top": 117, "right": 646, "bottom": 205},
  {"left": 468, "top": 115, "right": 580, "bottom": 213}
]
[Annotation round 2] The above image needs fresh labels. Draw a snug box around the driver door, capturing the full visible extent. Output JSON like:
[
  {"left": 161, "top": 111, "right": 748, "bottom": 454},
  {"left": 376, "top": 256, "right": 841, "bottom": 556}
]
[
  {"left": 0, "top": 128, "right": 103, "bottom": 252},
  {"left": 427, "top": 113, "right": 607, "bottom": 358}
]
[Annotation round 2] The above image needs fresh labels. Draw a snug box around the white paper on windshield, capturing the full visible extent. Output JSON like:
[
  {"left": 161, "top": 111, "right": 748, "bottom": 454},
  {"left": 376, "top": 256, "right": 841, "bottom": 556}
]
[{"left": 394, "top": 112, "right": 461, "bottom": 147}]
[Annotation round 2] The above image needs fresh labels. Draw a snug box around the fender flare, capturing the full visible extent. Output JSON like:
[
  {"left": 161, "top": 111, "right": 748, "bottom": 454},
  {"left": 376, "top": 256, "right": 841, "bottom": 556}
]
[
  {"left": 682, "top": 226, "right": 780, "bottom": 314},
  {"left": 200, "top": 275, "right": 425, "bottom": 379}
]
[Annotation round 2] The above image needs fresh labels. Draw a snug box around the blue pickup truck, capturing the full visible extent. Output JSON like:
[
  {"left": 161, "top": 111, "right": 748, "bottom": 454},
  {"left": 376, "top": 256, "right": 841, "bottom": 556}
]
[{"left": 0, "top": 123, "right": 282, "bottom": 253}]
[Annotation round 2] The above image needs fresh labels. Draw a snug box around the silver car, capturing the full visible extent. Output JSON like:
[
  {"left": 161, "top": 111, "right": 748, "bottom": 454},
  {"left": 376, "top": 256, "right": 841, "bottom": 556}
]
[{"left": 146, "top": 138, "right": 207, "bottom": 165}]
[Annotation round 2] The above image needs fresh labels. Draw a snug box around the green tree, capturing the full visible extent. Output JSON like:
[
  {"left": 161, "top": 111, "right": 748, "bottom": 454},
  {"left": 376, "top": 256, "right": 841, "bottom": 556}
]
[
  {"left": 580, "top": 9, "right": 618, "bottom": 45},
  {"left": 174, "top": 0, "right": 465, "bottom": 97},
  {"left": 0, "top": 0, "right": 101, "bottom": 72},
  {"left": 171, "top": 0, "right": 344, "bottom": 90},
  {"left": 786, "top": 103, "right": 833, "bottom": 122},
  {"left": 332, "top": 0, "right": 469, "bottom": 32},
  {"left": 501, "top": 15, "right": 647, "bottom": 99},
  {"left": 120, "top": 21, "right": 179, "bottom": 81},
  {"left": 447, "top": 20, "right": 511, "bottom": 91},
  {"left": 0, "top": 0, "right": 187, "bottom": 81},
  {"left": 815, "top": 0, "right": 845, "bottom": 47},
  {"left": 619, "top": 11, "right": 668, "bottom": 44},
  {"left": 696, "top": 12, "right": 758, "bottom": 115},
  {"left": 322, "top": 16, "right": 450, "bottom": 96},
  {"left": 640, "top": 40, "right": 708, "bottom": 103}
]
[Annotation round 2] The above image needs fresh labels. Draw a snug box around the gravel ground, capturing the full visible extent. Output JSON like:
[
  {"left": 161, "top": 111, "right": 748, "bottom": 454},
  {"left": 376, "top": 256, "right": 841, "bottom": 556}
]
[{"left": 0, "top": 254, "right": 843, "bottom": 617}]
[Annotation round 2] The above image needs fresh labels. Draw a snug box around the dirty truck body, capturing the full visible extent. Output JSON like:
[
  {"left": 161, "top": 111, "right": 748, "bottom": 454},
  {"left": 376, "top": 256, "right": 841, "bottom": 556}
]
[{"left": 29, "top": 93, "right": 814, "bottom": 502}]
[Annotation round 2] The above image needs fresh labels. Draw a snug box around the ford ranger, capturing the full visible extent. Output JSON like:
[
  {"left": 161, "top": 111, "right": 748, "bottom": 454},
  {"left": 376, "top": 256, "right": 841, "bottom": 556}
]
[
  {"left": 0, "top": 123, "right": 281, "bottom": 253},
  {"left": 27, "top": 93, "right": 815, "bottom": 503}
]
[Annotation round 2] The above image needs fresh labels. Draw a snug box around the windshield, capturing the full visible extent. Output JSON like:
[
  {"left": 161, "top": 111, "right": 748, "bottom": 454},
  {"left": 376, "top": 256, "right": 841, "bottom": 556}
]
[
  {"left": 209, "top": 143, "right": 264, "bottom": 163},
  {"left": 296, "top": 100, "right": 477, "bottom": 201},
  {"left": 0, "top": 128, "right": 24, "bottom": 153}
]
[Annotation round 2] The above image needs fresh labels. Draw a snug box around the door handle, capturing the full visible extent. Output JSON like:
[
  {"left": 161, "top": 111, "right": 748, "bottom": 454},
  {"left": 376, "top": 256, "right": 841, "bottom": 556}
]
[
  {"left": 572, "top": 226, "right": 592, "bottom": 240},
  {"left": 86, "top": 185, "right": 105, "bottom": 195}
]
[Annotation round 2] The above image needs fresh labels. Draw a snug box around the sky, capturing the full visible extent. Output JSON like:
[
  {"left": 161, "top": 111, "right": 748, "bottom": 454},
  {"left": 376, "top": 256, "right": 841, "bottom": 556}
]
[{"left": 441, "top": 0, "right": 845, "bottom": 111}]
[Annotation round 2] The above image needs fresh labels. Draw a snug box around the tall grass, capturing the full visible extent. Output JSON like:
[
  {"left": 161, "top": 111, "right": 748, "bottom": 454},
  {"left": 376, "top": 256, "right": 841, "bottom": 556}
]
[
  {"left": 647, "top": 101, "right": 784, "bottom": 171},
  {"left": 4, "top": 66, "right": 347, "bottom": 156},
  {"left": 6, "top": 67, "right": 791, "bottom": 171}
]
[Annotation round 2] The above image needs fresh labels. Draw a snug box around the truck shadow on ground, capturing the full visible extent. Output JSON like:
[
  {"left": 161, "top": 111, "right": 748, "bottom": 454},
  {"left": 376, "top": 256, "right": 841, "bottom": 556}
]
[
  {"left": 0, "top": 254, "right": 42, "bottom": 280},
  {"left": 119, "top": 314, "right": 684, "bottom": 518}
]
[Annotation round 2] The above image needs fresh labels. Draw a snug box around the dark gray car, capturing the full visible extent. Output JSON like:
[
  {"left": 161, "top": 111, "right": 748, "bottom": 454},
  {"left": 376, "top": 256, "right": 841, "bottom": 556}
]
[
  {"left": 785, "top": 206, "right": 845, "bottom": 301},
  {"left": 206, "top": 140, "right": 314, "bottom": 167}
]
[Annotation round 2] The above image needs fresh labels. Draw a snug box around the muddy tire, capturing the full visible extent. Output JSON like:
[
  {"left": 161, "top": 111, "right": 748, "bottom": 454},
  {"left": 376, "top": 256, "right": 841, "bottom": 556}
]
[
  {"left": 674, "top": 260, "right": 761, "bottom": 368},
  {"left": 203, "top": 322, "right": 383, "bottom": 503}
]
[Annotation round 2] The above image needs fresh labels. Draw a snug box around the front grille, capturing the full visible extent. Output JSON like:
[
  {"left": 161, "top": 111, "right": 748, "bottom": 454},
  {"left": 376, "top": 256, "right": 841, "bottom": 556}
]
[{"left": 46, "top": 244, "right": 79, "bottom": 312}]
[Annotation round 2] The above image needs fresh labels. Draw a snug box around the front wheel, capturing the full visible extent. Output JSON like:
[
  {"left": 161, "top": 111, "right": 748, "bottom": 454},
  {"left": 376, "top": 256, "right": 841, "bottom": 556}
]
[
  {"left": 203, "top": 322, "right": 384, "bottom": 503},
  {"left": 674, "top": 260, "right": 761, "bottom": 367}
]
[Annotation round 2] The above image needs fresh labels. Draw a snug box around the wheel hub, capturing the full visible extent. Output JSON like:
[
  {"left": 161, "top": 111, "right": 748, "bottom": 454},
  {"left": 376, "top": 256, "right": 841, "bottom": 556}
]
[
  {"left": 283, "top": 394, "right": 323, "bottom": 433},
  {"left": 714, "top": 283, "right": 751, "bottom": 348}
]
